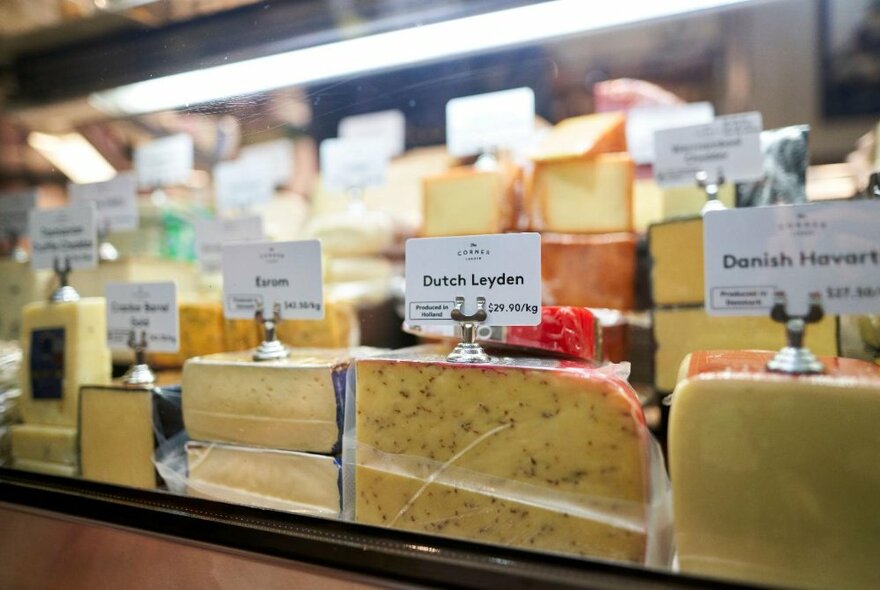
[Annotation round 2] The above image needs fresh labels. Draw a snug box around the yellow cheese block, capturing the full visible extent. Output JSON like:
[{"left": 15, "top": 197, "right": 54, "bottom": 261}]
[
  {"left": 186, "top": 441, "right": 341, "bottom": 516},
  {"left": 68, "top": 257, "right": 199, "bottom": 299},
  {"left": 421, "top": 167, "right": 511, "bottom": 237},
  {"left": 223, "top": 299, "right": 359, "bottom": 352},
  {"left": 670, "top": 351, "right": 880, "bottom": 590},
  {"left": 148, "top": 299, "right": 226, "bottom": 369},
  {"left": 858, "top": 314, "right": 880, "bottom": 351},
  {"left": 533, "top": 113, "right": 626, "bottom": 162},
  {"left": 305, "top": 210, "right": 393, "bottom": 257},
  {"left": 12, "top": 458, "right": 77, "bottom": 477},
  {"left": 0, "top": 260, "right": 52, "bottom": 342},
  {"left": 10, "top": 424, "right": 77, "bottom": 465},
  {"left": 355, "top": 353, "right": 658, "bottom": 564},
  {"left": 529, "top": 153, "right": 634, "bottom": 234},
  {"left": 182, "top": 350, "right": 351, "bottom": 453},
  {"left": 648, "top": 216, "right": 703, "bottom": 306},
  {"left": 652, "top": 306, "right": 838, "bottom": 392},
  {"left": 633, "top": 180, "right": 735, "bottom": 233},
  {"left": 20, "top": 298, "right": 112, "bottom": 427}
]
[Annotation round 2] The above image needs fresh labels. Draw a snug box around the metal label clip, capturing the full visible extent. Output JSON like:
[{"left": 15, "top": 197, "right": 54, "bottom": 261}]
[
  {"left": 253, "top": 301, "right": 288, "bottom": 362},
  {"left": 697, "top": 170, "right": 728, "bottom": 215},
  {"left": 50, "top": 256, "right": 81, "bottom": 303},
  {"left": 122, "top": 329, "right": 156, "bottom": 385},
  {"left": 766, "top": 291, "right": 825, "bottom": 375},
  {"left": 446, "top": 296, "right": 491, "bottom": 364}
]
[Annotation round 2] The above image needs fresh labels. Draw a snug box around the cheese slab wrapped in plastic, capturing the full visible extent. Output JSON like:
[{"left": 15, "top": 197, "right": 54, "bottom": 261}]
[
  {"left": 10, "top": 424, "right": 77, "bottom": 465},
  {"left": 346, "top": 349, "right": 672, "bottom": 565},
  {"left": 182, "top": 349, "right": 355, "bottom": 454},
  {"left": 185, "top": 441, "right": 341, "bottom": 517},
  {"left": 80, "top": 384, "right": 183, "bottom": 489},
  {"left": 20, "top": 298, "right": 112, "bottom": 427},
  {"left": 542, "top": 233, "right": 636, "bottom": 310},
  {"left": 670, "top": 350, "right": 880, "bottom": 590}
]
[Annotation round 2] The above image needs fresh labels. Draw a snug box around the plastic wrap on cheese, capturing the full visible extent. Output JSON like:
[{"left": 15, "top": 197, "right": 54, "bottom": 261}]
[{"left": 342, "top": 349, "right": 672, "bottom": 566}]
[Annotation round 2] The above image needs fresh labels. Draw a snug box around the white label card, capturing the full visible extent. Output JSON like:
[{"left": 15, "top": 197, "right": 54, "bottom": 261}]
[
  {"left": 339, "top": 110, "right": 406, "bottom": 158},
  {"left": 195, "top": 215, "right": 264, "bottom": 273},
  {"left": 405, "top": 233, "right": 541, "bottom": 326},
  {"left": 240, "top": 139, "right": 295, "bottom": 188},
  {"left": 222, "top": 240, "right": 324, "bottom": 320},
  {"left": 29, "top": 205, "right": 98, "bottom": 271},
  {"left": 0, "top": 189, "right": 37, "bottom": 237},
  {"left": 134, "top": 134, "right": 194, "bottom": 189},
  {"left": 320, "top": 137, "right": 389, "bottom": 192},
  {"left": 106, "top": 282, "right": 179, "bottom": 353},
  {"left": 446, "top": 87, "right": 535, "bottom": 157},
  {"left": 626, "top": 102, "right": 714, "bottom": 165},
  {"left": 704, "top": 201, "right": 880, "bottom": 316},
  {"left": 213, "top": 159, "right": 274, "bottom": 213},
  {"left": 68, "top": 172, "right": 138, "bottom": 232},
  {"left": 654, "top": 112, "right": 764, "bottom": 187}
]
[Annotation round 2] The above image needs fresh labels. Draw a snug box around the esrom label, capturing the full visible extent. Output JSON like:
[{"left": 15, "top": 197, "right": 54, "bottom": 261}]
[
  {"left": 106, "top": 282, "right": 179, "bottom": 353},
  {"left": 704, "top": 200, "right": 880, "bottom": 316},
  {"left": 405, "top": 233, "right": 541, "bottom": 326}
]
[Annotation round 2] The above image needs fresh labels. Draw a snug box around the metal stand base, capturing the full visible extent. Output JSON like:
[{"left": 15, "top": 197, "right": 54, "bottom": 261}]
[
  {"left": 253, "top": 338, "right": 288, "bottom": 362},
  {"left": 447, "top": 342, "right": 490, "bottom": 364},
  {"left": 122, "top": 363, "right": 156, "bottom": 385},
  {"left": 767, "top": 346, "right": 824, "bottom": 375}
]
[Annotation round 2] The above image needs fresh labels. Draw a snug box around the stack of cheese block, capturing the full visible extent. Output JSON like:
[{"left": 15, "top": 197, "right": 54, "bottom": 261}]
[
  {"left": 670, "top": 350, "right": 880, "bottom": 589},
  {"left": 647, "top": 214, "right": 839, "bottom": 394},
  {"left": 181, "top": 349, "right": 365, "bottom": 517},
  {"left": 351, "top": 347, "right": 672, "bottom": 565},
  {"left": 11, "top": 296, "right": 112, "bottom": 476}
]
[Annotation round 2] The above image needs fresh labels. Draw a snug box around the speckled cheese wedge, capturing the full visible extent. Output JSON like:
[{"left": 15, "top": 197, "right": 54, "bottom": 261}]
[{"left": 355, "top": 354, "right": 652, "bottom": 563}]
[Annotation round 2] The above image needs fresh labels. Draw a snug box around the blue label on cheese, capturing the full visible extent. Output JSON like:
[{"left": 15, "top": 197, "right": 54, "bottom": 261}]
[{"left": 30, "top": 328, "right": 65, "bottom": 400}]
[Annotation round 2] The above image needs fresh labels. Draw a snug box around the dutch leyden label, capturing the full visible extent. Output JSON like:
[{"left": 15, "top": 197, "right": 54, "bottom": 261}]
[
  {"left": 703, "top": 201, "right": 880, "bottom": 316},
  {"left": 105, "top": 282, "right": 179, "bottom": 353},
  {"left": 222, "top": 240, "right": 324, "bottom": 320},
  {"left": 405, "top": 233, "right": 541, "bottom": 326}
]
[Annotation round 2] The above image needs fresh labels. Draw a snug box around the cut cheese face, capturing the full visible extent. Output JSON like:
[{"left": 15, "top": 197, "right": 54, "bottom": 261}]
[
  {"left": 13, "top": 458, "right": 77, "bottom": 477},
  {"left": 648, "top": 216, "right": 704, "bottom": 306},
  {"left": 186, "top": 441, "right": 341, "bottom": 516},
  {"left": 530, "top": 153, "right": 634, "bottom": 234},
  {"left": 670, "top": 350, "right": 880, "bottom": 590},
  {"left": 148, "top": 299, "right": 226, "bottom": 369},
  {"left": 633, "top": 180, "right": 735, "bottom": 232},
  {"left": 0, "top": 260, "right": 52, "bottom": 342},
  {"left": 68, "top": 258, "right": 199, "bottom": 299},
  {"left": 10, "top": 424, "right": 77, "bottom": 465},
  {"left": 652, "top": 306, "right": 839, "bottom": 392},
  {"left": 354, "top": 353, "right": 657, "bottom": 563},
  {"left": 541, "top": 233, "right": 636, "bottom": 310},
  {"left": 421, "top": 168, "right": 510, "bottom": 237},
  {"left": 533, "top": 113, "right": 626, "bottom": 162},
  {"left": 20, "top": 298, "right": 112, "bottom": 427},
  {"left": 182, "top": 350, "right": 351, "bottom": 453}
]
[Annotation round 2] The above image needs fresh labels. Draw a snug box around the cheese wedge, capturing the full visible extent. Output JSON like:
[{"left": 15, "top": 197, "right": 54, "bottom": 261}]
[
  {"left": 10, "top": 424, "right": 77, "bottom": 465},
  {"left": 541, "top": 233, "right": 636, "bottom": 310},
  {"left": 148, "top": 300, "right": 226, "bottom": 368},
  {"left": 421, "top": 167, "right": 512, "bottom": 237},
  {"left": 80, "top": 384, "right": 183, "bottom": 488},
  {"left": 13, "top": 458, "right": 77, "bottom": 477},
  {"left": 182, "top": 350, "right": 352, "bottom": 453},
  {"left": 186, "top": 441, "right": 341, "bottom": 516},
  {"left": 20, "top": 298, "right": 112, "bottom": 427},
  {"left": 652, "top": 306, "right": 838, "bottom": 392},
  {"left": 648, "top": 216, "right": 704, "bottom": 306},
  {"left": 533, "top": 113, "right": 626, "bottom": 162},
  {"left": 0, "top": 260, "right": 52, "bottom": 342},
  {"left": 354, "top": 352, "right": 660, "bottom": 564},
  {"left": 530, "top": 153, "right": 634, "bottom": 234},
  {"left": 670, "top": 350, "right": 880, "bottom": 590}
]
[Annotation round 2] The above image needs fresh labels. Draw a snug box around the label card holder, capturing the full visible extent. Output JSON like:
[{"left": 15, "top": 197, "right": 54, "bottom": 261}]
[
  {"left": 339, "top": 110, "right": 406, "bottom": 158},
  {"left": 626, "top": 102, "right": 714, "bottom": 165},
  {"left": 213, "top": 159, "right": 275, "bottom": 213},
  {"left": 134, "top": 134, "right": 194, "bottom": 189},
  {"left": 0, "top": 189, "right": 38, "bottom": 237},
  {"left": 29, "top": 204, "right": 98, "bottom": 271},
  {"left": 68, "top": 172, "right": 139, "bottom": 232},
  {"left": 405, "top": 233, "right": 542, "bottom": 327},
  {"left": 194, "top": 215, "right": 264, "bottom": 273},
  {"left": 320, "top": 137, "right": 390, "bottom": 193},
  {"left": 446, "top": 87, "right": 535, "bottom": 157},
  {"left": 106, "top": 282, "right": 179, "bottom": 353}
]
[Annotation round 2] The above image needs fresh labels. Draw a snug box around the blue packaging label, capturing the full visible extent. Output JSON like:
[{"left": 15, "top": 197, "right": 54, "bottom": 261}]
[{"left": 30, "top": 328, "right": 65, "bottom": 400}]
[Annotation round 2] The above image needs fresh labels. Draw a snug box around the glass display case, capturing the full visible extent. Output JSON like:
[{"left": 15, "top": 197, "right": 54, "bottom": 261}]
[{"left": 1, "top": 0, "right": 879, "bottom": 588}]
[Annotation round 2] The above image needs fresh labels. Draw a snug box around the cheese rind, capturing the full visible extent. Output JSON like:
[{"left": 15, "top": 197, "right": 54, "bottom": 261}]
[
  {"left": 186, "top": 441, "right": 341, "bottom": 516},
  {"left": 20, "top": 298, "right": 112, "bottom": 427},
  {"left": 354, "top": 353, "right": 659, "bottom": 563},
  {"left": 670, "top": 350, "right": 880, "bottom": 590},
  {"left": 10, "top": 424, "right": 77, "bottom": 465},
  {"left": 541, "top": 233, "right": 636, "bottom": 310},
  {"left": 182, "top": 350, "right": 350, "bottom": 453}
]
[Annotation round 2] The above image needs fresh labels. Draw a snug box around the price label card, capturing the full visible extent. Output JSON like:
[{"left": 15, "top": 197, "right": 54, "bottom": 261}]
[
  {"left": 0, "top": 189, "right": 37, "bottom": 236},
  {"left": 29, "top": 205, "right": 98, "bottom": 270},
  {"left": 626, "top": 102, "right": 714, "bottom": 165},
  {"left": 213, "top": 159, "right": 274, "bottom": 213},
  {"left": 704, "top": 200, "right": 880, "bottom": 316},
  {"left": 654, "top": 112, "right": 763, "bottom": 187},
  {"left": 339, "top": 109, "right": 406, "bottom": 158},
  {"left": 68, "top": 172, "right": 138, "bottom": 232},
  {"left": 222, "top": 240, "right": 324, "bottom": 320},
  {"left": 134, "top": 134, "right": 194, "bottom": 189},
  {"left": 195, "top": 215, "right": 264, "bottom": 272},
  {"left": 106, "top": 282, "right": 179, "bottom": 353},
  {"left": 446, "top": 87, "right": 535, "bottom": 157},
  {"left": 240, "top": 139, "right": 294, "bottom": 188},
  {"left": 320, "top": 137, "right": 389, "bottom": 192},
  {"left": 405, "top": 233, "right": 541, "bottom": 326}
]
